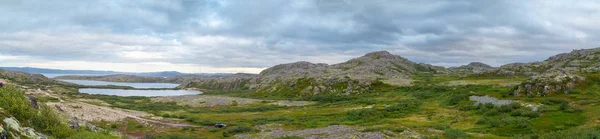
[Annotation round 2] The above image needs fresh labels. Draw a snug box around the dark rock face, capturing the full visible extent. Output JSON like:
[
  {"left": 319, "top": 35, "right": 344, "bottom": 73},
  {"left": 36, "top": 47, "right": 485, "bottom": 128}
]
[
  {"left": 0, "top": 130, "right": 7, "bottom": 139},
  {"left": 26, "top": 95, "right": 39, "bottom": 109}
]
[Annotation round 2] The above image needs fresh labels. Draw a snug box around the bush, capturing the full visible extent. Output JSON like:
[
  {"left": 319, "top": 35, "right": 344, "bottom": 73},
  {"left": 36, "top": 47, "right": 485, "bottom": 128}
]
[
  {"left": 32, "top": 105, "right": 75, "bottom": 138},
  {"left": 383, "top": 99, "right": 422, "bottom": 113},
  {"left": 475, "top": 118, "right": 487, "bottom": 125},
  {"left": 446, "top": 94, "right": 469, "bottom": 106},
  {"left": 208, "top": 128, "right": 219, "bottom": 133},
  {"left": 520, "top": 110, "right": 540, "bottom": 118},
  {"left": 69, "top": 131, "right": 119, "bottom": 139},
  {"left": 275, "top": 136, "right": 304, "bottom": 139},
  {"left": 223, "top": 126, "right": 254, "bottom": 137},
  {"left": 444, "top": 128, "right": 468, "bottom": 139},
  {"left": 484, "top": 109, "right": 500, "bottom": 116},
  {"left": 0, "top": 86, "right": 36, "bottom": 121},
  {"left": 252, "top": 116, "right": 294, "bottom": 125},
  {"left": 526, "top": 128, "right": 600, "bottom": 139},
  {"left": 541, "top": 98, "right": 568, "bottom": 105},
  {"left": 345, "top": 109, "right": 384, "bottom": 121}
]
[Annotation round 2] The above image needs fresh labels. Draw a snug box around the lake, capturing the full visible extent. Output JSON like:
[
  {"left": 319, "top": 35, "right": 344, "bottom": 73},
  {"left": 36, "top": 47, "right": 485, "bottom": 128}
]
[
  {"left": 79, "top": 88, "right": 202, "bottom": 97},
  {"left": 60, "top": 79, "right": 180, "bottom": 89}
]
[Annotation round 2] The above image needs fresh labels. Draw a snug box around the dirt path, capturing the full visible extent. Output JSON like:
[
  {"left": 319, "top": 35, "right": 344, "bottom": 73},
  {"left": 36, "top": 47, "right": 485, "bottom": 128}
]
[
  {"left": 48, "top": 102, "right": 198, "bottom": 128},
  {"left": 27, "top": 87, "right": 198, "bottom": 127}
]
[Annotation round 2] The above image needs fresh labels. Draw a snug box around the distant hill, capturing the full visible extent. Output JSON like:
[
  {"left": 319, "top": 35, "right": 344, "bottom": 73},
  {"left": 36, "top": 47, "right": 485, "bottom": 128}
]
[
  {"left": 0, "top": 67, "right": 232, "bottom": 77},
  {"left": 183, "top": 48, "right": 600, "bottom": 97}
]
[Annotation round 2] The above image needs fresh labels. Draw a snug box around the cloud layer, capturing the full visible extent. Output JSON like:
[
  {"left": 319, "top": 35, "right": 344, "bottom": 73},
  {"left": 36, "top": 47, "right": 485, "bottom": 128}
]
[{"left": 1, "top": 0, "right": 599, "bottom": 73}]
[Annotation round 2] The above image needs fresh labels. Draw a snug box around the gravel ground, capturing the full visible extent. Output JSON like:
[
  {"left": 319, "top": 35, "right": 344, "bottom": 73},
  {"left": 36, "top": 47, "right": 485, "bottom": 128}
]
[{"left": 47, "top": 102, "right": 150, "bottom": 122}]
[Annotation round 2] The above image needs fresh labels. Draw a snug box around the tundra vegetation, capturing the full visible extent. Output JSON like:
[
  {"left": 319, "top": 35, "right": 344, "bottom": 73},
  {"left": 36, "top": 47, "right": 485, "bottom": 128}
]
[{"left": 2, "top": 48, "right": 600, "bottom": 138}]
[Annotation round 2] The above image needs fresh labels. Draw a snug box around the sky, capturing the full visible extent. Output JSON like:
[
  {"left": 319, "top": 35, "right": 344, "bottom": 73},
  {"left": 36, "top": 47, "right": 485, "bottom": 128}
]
[{"left": 0, "top": 0, "right": 599, "bottom": 73}]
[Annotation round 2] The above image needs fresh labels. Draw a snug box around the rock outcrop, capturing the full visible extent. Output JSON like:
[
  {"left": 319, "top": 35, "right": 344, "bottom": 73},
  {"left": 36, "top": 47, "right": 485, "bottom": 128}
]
[
  {"left": 483, "top": 48, "right": 600, "bottom": 96},
  {"left": 2, "top": 117, "right": 45, "bottom": 139}
]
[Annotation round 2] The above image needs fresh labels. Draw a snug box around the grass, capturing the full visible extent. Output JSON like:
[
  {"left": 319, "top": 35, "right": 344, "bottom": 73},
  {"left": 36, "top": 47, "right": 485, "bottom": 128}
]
[
  {"left": 56, "top": 72, "right": 600, "bottom": 138},
  {"left": 0, "top": 85, "right": 118, "bottom": 138}
]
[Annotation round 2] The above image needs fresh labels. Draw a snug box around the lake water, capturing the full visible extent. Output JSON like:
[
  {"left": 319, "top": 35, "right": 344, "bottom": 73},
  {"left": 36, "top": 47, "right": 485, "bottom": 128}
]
[
  {"left": 60, "top": 79, "right": 180, "bottom": 89},
  {"left": 79, "top": 88, "right": 202, "bottom": 97}
]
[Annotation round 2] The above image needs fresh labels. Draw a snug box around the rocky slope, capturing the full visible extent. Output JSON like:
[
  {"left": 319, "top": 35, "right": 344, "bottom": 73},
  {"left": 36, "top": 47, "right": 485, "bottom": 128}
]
[
  {"left": 449, "top": 62, "right": 496, "bottom": 74},
  {"left": 482, "top": 48, "right": 600, "bottom": 96},
  {"left": 179, "top": 74, "right": 257, "bottom": 91},
  {"left": 0, "top": 69, "right": 70, "bottom": 86}
]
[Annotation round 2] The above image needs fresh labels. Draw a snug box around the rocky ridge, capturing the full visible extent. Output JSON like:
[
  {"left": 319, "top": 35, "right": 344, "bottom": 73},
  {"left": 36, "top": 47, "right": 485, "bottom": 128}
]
[
  {"left": 248, "top": 51, "right": 449, "bottom": 95},
  {"left": 183, "top": 51, "right": 508, "bottom": 96},
  {"left": 485, "top": 48, "right": 600, "bottom": 96}
]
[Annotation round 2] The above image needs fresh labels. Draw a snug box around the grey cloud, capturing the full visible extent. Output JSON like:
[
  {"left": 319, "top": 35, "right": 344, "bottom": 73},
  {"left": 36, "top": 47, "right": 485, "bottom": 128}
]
[{"left": 0, "top": 0, "right": 599, "bottom": 72}]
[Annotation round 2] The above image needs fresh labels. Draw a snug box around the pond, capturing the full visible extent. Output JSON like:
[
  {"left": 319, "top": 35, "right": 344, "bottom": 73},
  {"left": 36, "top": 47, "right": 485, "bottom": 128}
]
[
  {"left": 79, "top": 88, "right": 202, "bottom": 97},
  {"left": 60, "top": 79, "right": 179, "bottom": 89}
]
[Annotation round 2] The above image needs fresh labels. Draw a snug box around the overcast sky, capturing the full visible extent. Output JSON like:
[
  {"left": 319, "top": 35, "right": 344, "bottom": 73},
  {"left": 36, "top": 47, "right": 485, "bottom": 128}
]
[{"left": 1, "top": 0, "right": 599, "bottom": 73}]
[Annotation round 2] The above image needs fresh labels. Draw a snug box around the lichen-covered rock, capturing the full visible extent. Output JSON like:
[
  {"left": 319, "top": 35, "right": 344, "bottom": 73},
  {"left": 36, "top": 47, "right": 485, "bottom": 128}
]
[
  {"left": 470, "top": 95, "right": 515, "bottom": 106},
  {"left": 3, "top": 117, "right": 44, "bottom": 139},
  {"left": 469, "top": 48, "right": 600, "bottom": 97}
]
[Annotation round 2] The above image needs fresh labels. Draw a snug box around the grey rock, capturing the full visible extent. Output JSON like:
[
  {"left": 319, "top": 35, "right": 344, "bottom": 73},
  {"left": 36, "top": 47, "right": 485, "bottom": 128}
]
[
  {"left": 0, "top": 126, "right": 7, "bottom": 139},
  {"left": 26, "top": 95, "right": 39, "bottom": 109},
  {"left": 470, "top": 95, "right": 515, "bottom": 106}
]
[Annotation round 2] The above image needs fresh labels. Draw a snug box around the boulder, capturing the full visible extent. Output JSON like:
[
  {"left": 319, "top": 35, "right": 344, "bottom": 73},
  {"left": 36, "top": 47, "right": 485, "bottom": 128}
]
[
  {"left": 26, "top": 95, "right": 39, "bottom": 109},
  {"left": 3, "top": 117, "right": 43, "bottom": 139},
  {"left": 70, "top": 117, "right": 80, "bottom": 129},
  {"left": 0, "top": 126, "right": 8, "bottom": 139},
  {"left": 55, "top": 105, "right": 65, "bottom": 112}
]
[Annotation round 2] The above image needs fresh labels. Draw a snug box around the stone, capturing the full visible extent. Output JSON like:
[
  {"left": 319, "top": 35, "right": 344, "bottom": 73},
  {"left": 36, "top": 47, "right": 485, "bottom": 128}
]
[
  {"left": 0, "top": 126, "right": 7, "bottom": 139},
  {"left": 26, "top": 95, "right": 39, "bottom": 109},
  {"left": 70, "top": 117, "right": 80, "bottom": 129}
]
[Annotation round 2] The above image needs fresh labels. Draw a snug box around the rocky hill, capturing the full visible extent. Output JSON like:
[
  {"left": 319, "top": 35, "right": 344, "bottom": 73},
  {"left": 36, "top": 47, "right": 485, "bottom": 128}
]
[
  {"left": 478, "top": 48, "right": 600, "bottom": 96},
  {"left": 0, "top": 69, "right": 67, "bottom": 86},
  {"left": 49, "top": 48, "right": 600, "bottom": 97},
  {"left": 449, "top": 62, "right": 496, "bottom": 74},
  {"left": 184, "top": 51, "right": 451, "bottom": 96}
]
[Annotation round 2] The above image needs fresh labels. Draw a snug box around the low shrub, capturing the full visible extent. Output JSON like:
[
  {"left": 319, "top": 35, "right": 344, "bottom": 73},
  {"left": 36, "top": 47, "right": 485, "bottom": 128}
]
[
  {"left": 541, "top": 98, "right": 568, "bottom": 105},
  {"left": 444, "top": 128, "right": 468, "bottom": 139},
  {"left": 222, "top": 126, "right": 255, "bottom": 137}
]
